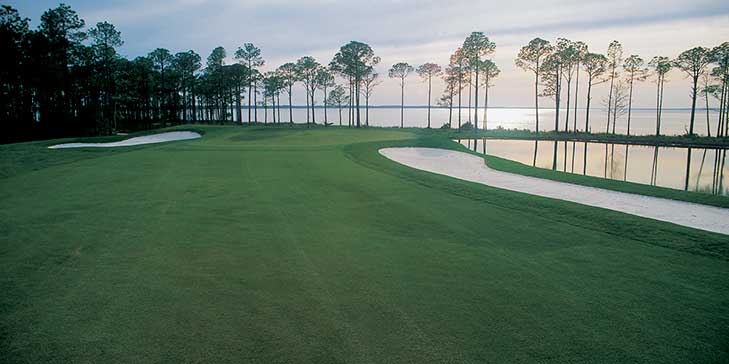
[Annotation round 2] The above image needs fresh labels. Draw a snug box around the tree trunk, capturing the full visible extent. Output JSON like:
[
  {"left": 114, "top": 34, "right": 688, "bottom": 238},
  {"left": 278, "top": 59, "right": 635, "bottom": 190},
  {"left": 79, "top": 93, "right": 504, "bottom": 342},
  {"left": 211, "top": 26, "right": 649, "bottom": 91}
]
[
  {"left": 705, "top": 91, "right": 711, "bottom": 137},
  {"left": 612, "top": 95, "right": 618, "bottom": 134},
  {"left": 573, "top": 62, "right": 579, "bottom": 132},
  {"left": 720, "top": 80, "right": 727, "bottom": 137},
  {"left": 720, "top": 82, "right": 726, "bottom": 137},
  {"left": 427, "top": 75, "right": 432, "bottom": 128},
  {"left": 311, "top": 86, "right": 316, "bottom": 125},
  {"left": 564, "top": 75, "right": 571, "bottom": 132},
  {"left": 689, "top": 75, "right": 698, "bottom": 135},
  {"left": 659, "top": 76, "right": 665, "bottom": 136},
  {"left": 685, "top": 148, "right": 693, "bottom": 191},
  {"left": 554, "top": 67, "right": 561, "bottom": 132},
  {"left": 606, "top": 67, "right": 615, "bottom": 133},
  {"left": 400, "top": 79, "right": 404, "bottom": 128},
  {"left": 468, "top": 73, "right": 472, "bottom": 124},
  {"left": 627, "top": 73, "right": 634, "bottom": 135},
  {"left": 458, "top": 76, "right": 462, "bottom": 128},
  {"left": 253, "top": 81, "right": 258, "bottom": 123},
  {"left": 288, "top": 85, "right": 293, "bottom": 124},
  {"left": 192, "top": 79, "right": 197, "bottom": 123},
  {"left": 366, "top": 94, "right": 370, "bottom": 127},
  {"left": 655, "top": 76, "right": 661, "bottom": 136},
  {"left": 448, "top": 88, "right": 453, "bottom": 128},
  {"left": 721, "top": 75, "right": 729, "bottom": 138},
  {"left": 535, "top": 67, "right": 540, "bottom": 133},
  {"left": 355, "top": 77, "right": 361, "bottom": 128},
  {"left": 305, "top": 88, "right": 310, "bottom": 125},
  {"left": 182, "top": 83, "right": 187, "bottom": 124},
  {"left": 585, "top": 82, "right": 592, "bottom": 132},
  {"left": 323, "top": 86, "right": 328, "bottom": 125},
  {"left": 483, "top": 81, "right": 489, "bottom": 131},
  {"left": 236, "top": 83, "right": 242, "bottom": 124},
  {"left": 248, "top": 60, "right": 252, "bottom": 124},
  {"left": 474, "top": 65, "right": 479, "bottom": 131}
]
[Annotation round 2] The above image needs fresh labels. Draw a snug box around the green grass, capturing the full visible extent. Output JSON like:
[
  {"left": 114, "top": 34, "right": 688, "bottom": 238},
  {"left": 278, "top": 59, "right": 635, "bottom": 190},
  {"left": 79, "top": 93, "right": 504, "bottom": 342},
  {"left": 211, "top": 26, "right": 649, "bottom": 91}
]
[
  {"left": 483, "top": 152, "right": 729, "bottom": 208},
  {"left": 382, "top": 133, "right": 729, "bottom": 208},
  {"left": 1, "top": 125, "right": 728, "bottom": 363}
]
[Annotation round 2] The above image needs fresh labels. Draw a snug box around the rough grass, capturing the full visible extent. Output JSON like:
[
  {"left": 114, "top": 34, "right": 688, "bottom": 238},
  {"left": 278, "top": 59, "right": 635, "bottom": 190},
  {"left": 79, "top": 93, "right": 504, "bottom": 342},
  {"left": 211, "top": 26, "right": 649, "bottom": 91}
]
[{"left": 1, "top": 125, "right": 727, "bottom": 363}]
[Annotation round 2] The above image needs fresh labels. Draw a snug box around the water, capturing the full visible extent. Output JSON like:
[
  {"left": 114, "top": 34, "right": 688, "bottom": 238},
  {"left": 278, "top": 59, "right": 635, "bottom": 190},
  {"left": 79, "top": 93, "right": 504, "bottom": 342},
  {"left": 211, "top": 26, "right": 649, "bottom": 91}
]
[
  {"left": 252, "top": 106, "right": 719, "bottom": 136},
  {"left": 457, "top": 139, "right": 729, "bottom": 196}
]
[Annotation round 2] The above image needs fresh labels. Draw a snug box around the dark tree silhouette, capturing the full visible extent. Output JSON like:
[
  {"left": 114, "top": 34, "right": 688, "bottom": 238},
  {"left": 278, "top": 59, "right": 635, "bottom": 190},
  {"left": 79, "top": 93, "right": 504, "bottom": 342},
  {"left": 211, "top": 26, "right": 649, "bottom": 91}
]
[
  {"left": 441, "top": 65, "right": 459, "bottom": 128},
  {"left": 316, "top": 67, "right": 335, "bottom": 125},
  {"left": 623, "top": 55, "right": 648, "bottom": 135},
  {"left": 4, "top": 4, "right": 729, "bottom": 143},
  {"left": 362, "top": 71, "right": 382, "bottom": 126},
  {"left": 542, "top": 52, "right": 564, "bottom": 134},
  {"left": 516, "top": 38, "right": 553, "bottom": 133},
  {"left": 235, "top": 43, "right": 263, "bottom": 125},
  {"left": 328, "top": 85, "right": 348, "bottom": 126},
  {"left": 478, "top": 60, "right": 499, "bottom": 130},
  {"left": 173, "top": 50, "right": 202, "bottom": 123},
  {"left": 416, "top": 63, "right": 442, "bottom": 128},
  {"left": 582, "top": 52, "right": 608, "bottom": 132},
  {"left": 712, "top": 43, "right": 729, "bottom": 137},
  {"left": 649, "top": 56, "right": 672, "bottom": 136},
  {"left": 89, "top": 21, "right": 122, "bottom": 132},
  {"left": 674, "top": 47, "right": 713, "bottom": 135},
  {"left": 296, "top": 56, "right": 321, "bottom": 126},
  {"left": 605, "top": 40, "right": 623, "bottom": 134},
  {"left": 330, "top": 41, "right": 379, "bottom": 128},
  {"left": 388, "top": 62, "right": 414, "bottom": 128},
  {"left": 462, "top": 32, "right": 495, "bottom": 131},
  {"left": 150, "top": 48, "right": 174, "bottom": 125},
  {"left": 450, "top": 48, "right": 468, "bottom": 128},
  {"left": 572, "top": 41, "right": 587, "bottom": 132},
  {"left": 276, "top": 62, "right": 297, "bottom": 124},
  {"left": 557, "top": 39, "right": 577, "bottom": 132}
]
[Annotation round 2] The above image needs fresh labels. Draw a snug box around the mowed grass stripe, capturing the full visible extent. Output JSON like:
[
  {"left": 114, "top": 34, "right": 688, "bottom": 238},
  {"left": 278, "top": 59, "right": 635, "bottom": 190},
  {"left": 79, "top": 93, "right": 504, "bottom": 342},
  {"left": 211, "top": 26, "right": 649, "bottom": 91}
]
[{"left": 1, "top": 126, "right": 727, "bottom": 363}]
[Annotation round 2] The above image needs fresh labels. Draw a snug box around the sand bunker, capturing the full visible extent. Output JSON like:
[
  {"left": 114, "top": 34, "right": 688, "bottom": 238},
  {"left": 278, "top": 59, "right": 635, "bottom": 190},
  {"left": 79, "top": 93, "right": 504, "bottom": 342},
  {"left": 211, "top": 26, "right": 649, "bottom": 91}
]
[
  {"left": 380, "top": 147, "right": 729, "bottom": 235},
  {"left": 48, "top": 131, "right": 201, "bottom": 149}
]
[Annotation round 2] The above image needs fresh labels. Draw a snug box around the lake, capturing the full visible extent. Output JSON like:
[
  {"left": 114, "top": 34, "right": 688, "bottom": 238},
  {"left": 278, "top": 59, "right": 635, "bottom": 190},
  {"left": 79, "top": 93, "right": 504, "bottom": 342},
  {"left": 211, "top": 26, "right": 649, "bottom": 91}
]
[
  {"left": 457, "top": 138, "right": 729, "bottom": 196},
  {"left": 255, "top": 106, "right": 719, "bottom": 136}
]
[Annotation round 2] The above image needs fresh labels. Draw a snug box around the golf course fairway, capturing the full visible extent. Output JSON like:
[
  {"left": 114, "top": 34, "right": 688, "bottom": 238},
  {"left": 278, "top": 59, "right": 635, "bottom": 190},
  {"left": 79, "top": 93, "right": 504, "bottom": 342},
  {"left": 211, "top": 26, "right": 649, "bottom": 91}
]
[{"left": 1, "top": 126, "right": 727, "bottom": 363}]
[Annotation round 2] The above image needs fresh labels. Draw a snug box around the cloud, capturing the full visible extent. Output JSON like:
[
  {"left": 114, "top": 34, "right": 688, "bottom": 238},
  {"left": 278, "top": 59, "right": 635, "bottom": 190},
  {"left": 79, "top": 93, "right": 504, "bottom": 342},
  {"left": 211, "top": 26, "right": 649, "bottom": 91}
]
[{"left": 7, "top": 0, "right": 729, "bottom": 106}]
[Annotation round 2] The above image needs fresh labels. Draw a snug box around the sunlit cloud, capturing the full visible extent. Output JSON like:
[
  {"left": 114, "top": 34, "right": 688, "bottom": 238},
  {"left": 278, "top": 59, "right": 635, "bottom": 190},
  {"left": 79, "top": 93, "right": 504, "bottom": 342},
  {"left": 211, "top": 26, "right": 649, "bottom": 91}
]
[{"left": 7, "top": 0, "right": 729, "bottom": 106}]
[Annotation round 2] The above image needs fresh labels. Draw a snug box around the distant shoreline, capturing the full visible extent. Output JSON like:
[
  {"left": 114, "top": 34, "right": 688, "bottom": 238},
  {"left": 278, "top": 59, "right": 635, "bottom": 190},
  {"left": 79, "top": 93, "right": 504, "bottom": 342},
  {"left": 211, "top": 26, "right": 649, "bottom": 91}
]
[{"left": 266, "top": 105, "right": 706, "bottom": 111}]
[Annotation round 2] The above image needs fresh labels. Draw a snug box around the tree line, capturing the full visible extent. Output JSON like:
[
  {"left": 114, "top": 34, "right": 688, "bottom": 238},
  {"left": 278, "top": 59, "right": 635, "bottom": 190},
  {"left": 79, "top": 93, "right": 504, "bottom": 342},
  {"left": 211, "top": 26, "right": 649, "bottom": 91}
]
[
  {"left": 515, "top": 38, "right": 729, "bottom": 137},
  {"left": 0, "top": 4, "right": 382, "bottom": 142},
  {"left": 1, "top": 4, "right": 727, "bottom": 143}
]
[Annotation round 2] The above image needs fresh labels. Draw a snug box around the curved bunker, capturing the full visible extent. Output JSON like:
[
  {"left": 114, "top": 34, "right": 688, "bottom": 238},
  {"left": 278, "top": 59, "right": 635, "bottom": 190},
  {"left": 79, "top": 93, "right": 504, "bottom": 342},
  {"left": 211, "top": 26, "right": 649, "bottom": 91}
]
[
  {"left": 48, "top": 131, "right": 201, "bottom": 149},
  {"left": 380, "top": 147, "right": 729, "bottom": 235}
]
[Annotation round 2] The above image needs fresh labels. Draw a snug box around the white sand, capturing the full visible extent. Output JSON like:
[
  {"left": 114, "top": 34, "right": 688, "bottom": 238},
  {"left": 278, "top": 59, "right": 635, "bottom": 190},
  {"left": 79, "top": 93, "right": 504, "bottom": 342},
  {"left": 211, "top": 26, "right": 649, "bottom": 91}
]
[
  {"left": 48, "top": 131, "right": 201, "bottom": 149},
  {"left": 380, "top": 147, "right": 729, "bottom": 235}
]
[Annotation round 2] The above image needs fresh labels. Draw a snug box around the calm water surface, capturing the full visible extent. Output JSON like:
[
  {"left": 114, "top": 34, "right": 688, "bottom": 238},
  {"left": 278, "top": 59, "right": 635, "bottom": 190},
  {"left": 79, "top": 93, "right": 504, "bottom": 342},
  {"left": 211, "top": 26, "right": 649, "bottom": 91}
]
[
  {"left": 254, "top": 107, "right": 719, "bottom": 136},
  {"left": 458, "top": 139, "right": 729, "bottom": 196}
]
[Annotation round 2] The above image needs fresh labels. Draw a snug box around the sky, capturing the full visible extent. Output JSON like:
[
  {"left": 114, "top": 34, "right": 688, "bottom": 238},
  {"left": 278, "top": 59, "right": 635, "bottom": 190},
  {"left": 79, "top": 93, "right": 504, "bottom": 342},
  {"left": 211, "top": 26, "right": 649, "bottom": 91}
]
[{"left": 6, "top": 0, "right": 729, "bottom": 107}]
